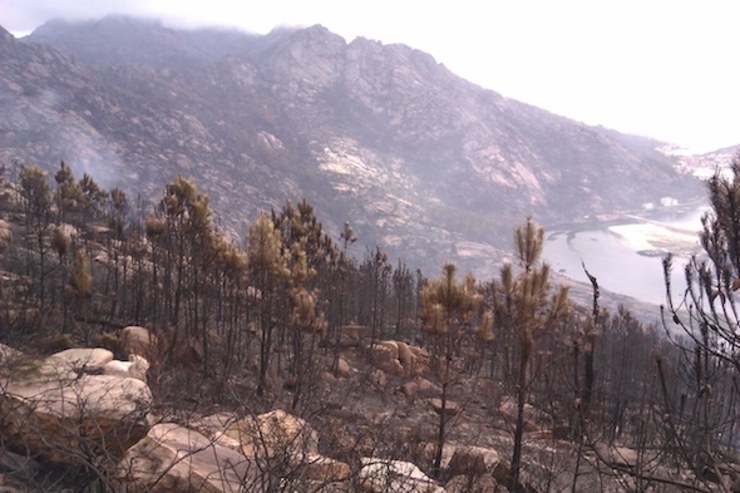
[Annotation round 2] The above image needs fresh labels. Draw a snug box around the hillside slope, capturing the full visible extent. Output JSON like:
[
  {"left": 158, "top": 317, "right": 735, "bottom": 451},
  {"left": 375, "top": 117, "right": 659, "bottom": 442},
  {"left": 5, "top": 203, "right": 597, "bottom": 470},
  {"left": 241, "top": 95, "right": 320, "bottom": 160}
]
[{"left": 0, "top": 16, "right": 700, "bottom": 276}]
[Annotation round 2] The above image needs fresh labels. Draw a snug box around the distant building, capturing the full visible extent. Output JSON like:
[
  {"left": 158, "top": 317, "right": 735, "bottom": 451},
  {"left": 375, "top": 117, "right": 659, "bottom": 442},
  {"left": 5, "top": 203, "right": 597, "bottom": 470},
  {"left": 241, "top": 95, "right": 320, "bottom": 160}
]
[
  {"left": 642, "top": 202, "right": 655, "bottom": 210},
  {"left": 693, "top": 167, "right": 716, "bottom": 180},
  {"left": 660, "top": 197, "right": 679, "bottom": 207}
]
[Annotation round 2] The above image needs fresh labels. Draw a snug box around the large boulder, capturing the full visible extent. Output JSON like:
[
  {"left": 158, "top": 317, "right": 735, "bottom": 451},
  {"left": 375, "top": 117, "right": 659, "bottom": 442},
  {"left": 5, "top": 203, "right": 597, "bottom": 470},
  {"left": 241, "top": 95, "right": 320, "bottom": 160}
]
[
  {"left": 120, "top": 325, "right": 153, "bottom": 358},
  {"left": 302, "top": 453, "right": 351, "bottom": 483},
  {"left": 422, "top": 443, "right": 500, "bottom": 476},
  {"left": 339, "top": 325, "right": 371, "bottom": 341},
  {"left": 498, "top": 396, "right": 548, "bottom": 428},
  {"left": 369, "top": 368, "right": 388, "bottom": 388},
  {"left": 116, "top": 423, "right": 252, "bottom": 493},
  {"left": 396, "top": 341, "right": 417, "bottom": 370},
  {"left": 359, "top": 457, "right": 445, "bottom": 493},
  {"left": 0, "top": 361, "right": 152, "bottom": 464},
  {"left": 334, "top": 356, "right": 352, "bottom": 378},
  {"left": 416, "top": 378, "right": 441, "bottom": 394},
  {"left": 408, "top": 345, "right": 430, "bottom": 362},
  {"left": 370, "top": 340, "right": 428, "bottom": 375},
  {"left": 429, "top": 398, "right": 461, "bottom": 417},
  {"left": 102, "top": 354, "right": 150, "bottom": 382},
  {"left": 446, "top": 474, "right": 499, "bottom": 493},
  {"left": 400, "top": 377, "right": 442, "bottom": 398},
  {"left": 43, "top": 347, "right": 114, "bottom": 378},
  {"left": 368, "top": 343, "right": 403, "bottom": 375},
  {"left": 376, "top": 341, "right": 400, "bottom": 360},
  {"left": 399, "top": 380, "right": 418, "bottom": 397},
  {"left": 447, "top": 445, "right": 501, "bottom": 478},
  {"left": 222, "top": 409, "right": 318, "bottom": 463}
]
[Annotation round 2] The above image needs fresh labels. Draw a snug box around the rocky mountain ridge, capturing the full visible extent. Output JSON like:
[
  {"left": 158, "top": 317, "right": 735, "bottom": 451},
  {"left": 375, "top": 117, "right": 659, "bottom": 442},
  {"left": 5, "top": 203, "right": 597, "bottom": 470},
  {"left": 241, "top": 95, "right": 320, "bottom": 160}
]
[{"left": 0, "top": 16, "right": 702, "bottom": 277}]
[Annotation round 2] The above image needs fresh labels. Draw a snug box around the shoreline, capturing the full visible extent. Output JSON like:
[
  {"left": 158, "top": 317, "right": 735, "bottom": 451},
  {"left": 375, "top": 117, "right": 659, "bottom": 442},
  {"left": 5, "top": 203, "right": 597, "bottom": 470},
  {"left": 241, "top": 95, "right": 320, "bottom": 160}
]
[
  {"left": 546, "top": 206, "right": 707, "bottom": 258},
  {"left": 608, "top": 222, "right": 701, "bottom": 256}
]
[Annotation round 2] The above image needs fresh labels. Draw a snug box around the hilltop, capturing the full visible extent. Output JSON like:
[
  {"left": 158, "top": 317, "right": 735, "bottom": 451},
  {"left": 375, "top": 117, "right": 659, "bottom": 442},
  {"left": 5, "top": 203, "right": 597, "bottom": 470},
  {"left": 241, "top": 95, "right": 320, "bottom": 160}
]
[{"left": 0, "top": 16, "right": 702, "bottom": 278}]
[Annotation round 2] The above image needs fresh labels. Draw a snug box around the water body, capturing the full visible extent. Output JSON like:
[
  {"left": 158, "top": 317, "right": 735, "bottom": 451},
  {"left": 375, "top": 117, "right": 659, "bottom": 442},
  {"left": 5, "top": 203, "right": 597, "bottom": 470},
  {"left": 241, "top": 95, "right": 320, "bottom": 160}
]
[{"left": 543, "top": 209, "right": 707, "bottom": 306}]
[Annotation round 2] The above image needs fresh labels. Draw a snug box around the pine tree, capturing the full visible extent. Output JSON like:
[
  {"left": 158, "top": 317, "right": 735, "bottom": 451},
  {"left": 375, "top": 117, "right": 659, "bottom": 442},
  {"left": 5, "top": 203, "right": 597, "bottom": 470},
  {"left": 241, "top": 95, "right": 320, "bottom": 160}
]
[
  {"left": 19, "top": 164, "right": 52, "bottom": 309},
  {"left": 53, "top": 161, "right": 84, "bottom": 225},
  {"left": 79, "top": 172, "right": 109, "bottom": 221},
  {"left": 392, "top": 259, "right": 414, "bottom": 337},
  {"left": 247, "top": 211, "right": 288, "bottom": 396},
  {"left": 286, "top": 237, "right": 326, "bottom": 410},
  {"left": 66, "top": 249, "right": 93, "bottom": 343},
  {"left": 332, "top": 221, "right": 356, "bottom": 376},
  {"left": 493, "top": 217, "right": 569, "bottom": 490},
  {"left": 420, "top": 262, "right": 492, "bottom": 474},
  {"left": 104, "top": 187, "right": 130, "bottom": 323},
  {"left": 662, "top": 152, "right": 740, "bottom": 475}
]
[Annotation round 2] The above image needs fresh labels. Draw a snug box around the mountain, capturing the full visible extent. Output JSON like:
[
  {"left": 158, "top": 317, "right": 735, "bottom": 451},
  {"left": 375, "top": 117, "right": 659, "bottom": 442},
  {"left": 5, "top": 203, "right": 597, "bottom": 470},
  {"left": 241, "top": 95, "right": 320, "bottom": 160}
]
[{"left": 0, "top": 16, "right": 701, "bottom": 277}]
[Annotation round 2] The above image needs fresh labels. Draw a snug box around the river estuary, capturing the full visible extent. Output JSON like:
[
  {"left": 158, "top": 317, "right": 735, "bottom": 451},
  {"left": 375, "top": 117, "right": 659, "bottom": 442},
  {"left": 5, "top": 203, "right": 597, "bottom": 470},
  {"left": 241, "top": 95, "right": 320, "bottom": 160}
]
[{"left": 542, "top": 208, "right": 709, "bottom": 306}]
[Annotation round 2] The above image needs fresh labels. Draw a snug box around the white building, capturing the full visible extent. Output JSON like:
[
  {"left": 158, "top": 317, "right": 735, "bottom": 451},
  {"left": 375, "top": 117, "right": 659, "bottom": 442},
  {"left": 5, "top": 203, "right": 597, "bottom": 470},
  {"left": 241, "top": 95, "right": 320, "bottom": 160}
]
[{"left": 660, "top": 196, "right": 679, "bottom": 207}]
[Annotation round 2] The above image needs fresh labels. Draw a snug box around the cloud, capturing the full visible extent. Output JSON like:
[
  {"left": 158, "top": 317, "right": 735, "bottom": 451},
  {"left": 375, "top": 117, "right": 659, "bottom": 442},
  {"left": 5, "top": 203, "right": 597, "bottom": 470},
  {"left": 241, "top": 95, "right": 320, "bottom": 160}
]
[
  {"left": 3, "top": 0, "right": 739, "bottom": 151},
  {"left": 4, "top": 0, "right": 150, "bottom": 33}
]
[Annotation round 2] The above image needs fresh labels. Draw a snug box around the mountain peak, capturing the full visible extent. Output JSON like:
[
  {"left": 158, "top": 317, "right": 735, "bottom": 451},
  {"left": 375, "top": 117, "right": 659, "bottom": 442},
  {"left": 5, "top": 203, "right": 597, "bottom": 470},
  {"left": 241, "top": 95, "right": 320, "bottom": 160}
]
[
  {"left": 262, "top": 23, "right": 347, "bottom": 55},
  {"left": 0, "top": 25, "right": 15, "bottom": 44},
  {"left": 31, "top": 15, "right": 164, "bottom": 39},
  {"left": 25, "top": 15, "right": 237, "bottom": 67},
  {"left": 1, "top": 17, "right": 702, "bottom": 277}
]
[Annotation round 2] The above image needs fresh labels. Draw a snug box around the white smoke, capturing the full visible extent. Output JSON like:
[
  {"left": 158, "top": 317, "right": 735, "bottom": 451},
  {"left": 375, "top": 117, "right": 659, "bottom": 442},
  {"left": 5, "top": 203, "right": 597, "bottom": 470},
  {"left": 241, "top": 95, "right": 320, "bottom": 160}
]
[{"left": 3, "top": 89, "right": 127, "bottom": 190}]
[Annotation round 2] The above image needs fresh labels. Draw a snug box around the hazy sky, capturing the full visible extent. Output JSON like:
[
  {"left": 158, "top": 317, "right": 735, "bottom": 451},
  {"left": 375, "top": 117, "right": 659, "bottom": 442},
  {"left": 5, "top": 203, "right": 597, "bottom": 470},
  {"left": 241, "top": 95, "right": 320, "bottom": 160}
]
[{"left": 4, "top": 0, "right": 738, "bottom": 153}]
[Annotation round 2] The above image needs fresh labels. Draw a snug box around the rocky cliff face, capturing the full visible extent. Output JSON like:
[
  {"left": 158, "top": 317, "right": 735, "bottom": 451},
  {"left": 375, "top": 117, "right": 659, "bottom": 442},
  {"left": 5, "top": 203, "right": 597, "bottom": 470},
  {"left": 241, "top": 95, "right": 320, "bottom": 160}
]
[{"left": 0, "top": 16, "right": 699, "bottom": 276}]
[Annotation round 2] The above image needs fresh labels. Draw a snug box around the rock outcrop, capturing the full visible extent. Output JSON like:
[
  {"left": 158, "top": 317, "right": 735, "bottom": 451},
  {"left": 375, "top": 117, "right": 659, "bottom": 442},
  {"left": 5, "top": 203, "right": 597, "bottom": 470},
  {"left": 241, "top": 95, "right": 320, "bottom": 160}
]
[
  {"left": 445, "top": 474, "right": 499, "bottom": 493},
  {"left": 0, "top": 347, "right": 152, "bottom": 464},
  {"left": 120, "top": 325, "right": 153, "bottom": 357},
  {"left": 301, "top": 453, "right": 351, "bottom": 484},
  {"left": 429, "top": 398, "right": 461, "bottom": 417},
  {"left": 222, "top": 409, "right": 319, "bottom": 462},
  {"left": 102, "top": 353, "right": 150, "bottom": 382},
  {"left": 369, "top": 340, "right": 429, "bottom": 375},
  {"left": 422, "top": 443, "right": 501, "bottom": 477},
  {"left": 359, "top": 457, "right": 445, "bottom": 493},
  {"left": 116, "top": 423, "right": 251, "bottom": 493}
]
